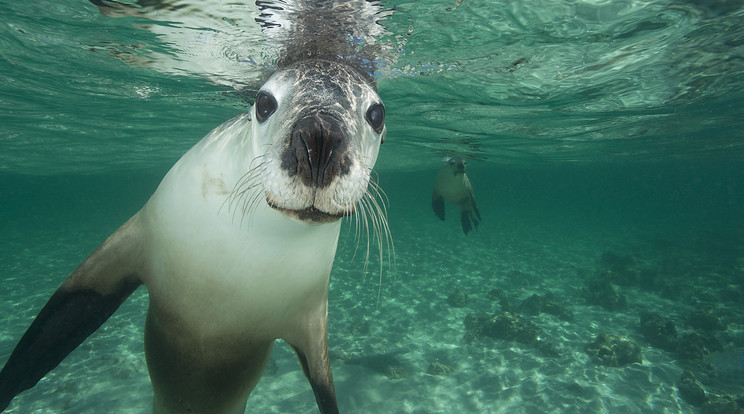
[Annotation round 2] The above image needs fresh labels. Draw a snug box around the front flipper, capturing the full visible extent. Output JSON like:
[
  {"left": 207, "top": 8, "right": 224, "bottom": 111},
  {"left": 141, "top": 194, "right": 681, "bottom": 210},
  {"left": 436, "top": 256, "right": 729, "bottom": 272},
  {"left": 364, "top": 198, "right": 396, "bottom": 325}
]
[
  {"left": 293, "top": 345, "right": 338, "bottom": 414},
  {"left": 460, "top": 211, "right": 473, "bottom": 235},
  {"left": 472, "top": 202, "right": 482, "bottom": 224},
  {"left": 288, "top": 302, "right": 338, "bottom": 414},
  {"left": 469, "top": 200, "right": 482, "bottom": 232},
  {"left": 432, "top": 192, "right": 445, "bottom": 221},
  {"left": 461, "top": 196, "right": 481, "bottom": 235},
  {"left": 0, "top": 215, "right": 144, "bottom": 411}
]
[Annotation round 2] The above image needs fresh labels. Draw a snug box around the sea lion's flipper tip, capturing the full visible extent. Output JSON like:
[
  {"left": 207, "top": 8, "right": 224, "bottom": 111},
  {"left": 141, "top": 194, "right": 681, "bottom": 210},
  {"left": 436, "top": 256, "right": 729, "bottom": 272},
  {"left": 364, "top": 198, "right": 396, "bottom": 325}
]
[
  {"left": 0, "top": 280, "right": 141, "bottom": 405},
  {"left": 291, "top": 342, "right": 338, "bottom": 414},
  {"left": 471, "top": 205, "right": 481, "bottom": 230},
  {"left": 473, "top": 203, "right": 482, "bottom": 222},
  {"left": 460, "top": 211, "right": 472, "bottom": 235},
  {"left": 0, "top": 388, "right": 11, "bottom": 412},
  {"left": 432, "top": 194, "right": 445, "bottom": 221}
]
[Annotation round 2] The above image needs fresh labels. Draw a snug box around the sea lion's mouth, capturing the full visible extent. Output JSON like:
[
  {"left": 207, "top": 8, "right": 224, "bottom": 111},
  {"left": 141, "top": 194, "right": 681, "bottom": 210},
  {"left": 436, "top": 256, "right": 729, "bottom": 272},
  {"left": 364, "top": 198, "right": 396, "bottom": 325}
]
[{"left": 267, "top": 199, "right": 353, "bottom": 223}]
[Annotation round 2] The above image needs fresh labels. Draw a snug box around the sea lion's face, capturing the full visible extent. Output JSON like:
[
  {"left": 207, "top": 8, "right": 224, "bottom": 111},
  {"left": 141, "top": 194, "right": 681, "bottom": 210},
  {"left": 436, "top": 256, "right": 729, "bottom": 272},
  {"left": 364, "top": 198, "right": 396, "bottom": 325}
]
[
  {"left": 445, "top": 157, "right": 466, "bottom": 175},
  {"left": 253, "top": 59, "right": 386, "bottom": 223}
]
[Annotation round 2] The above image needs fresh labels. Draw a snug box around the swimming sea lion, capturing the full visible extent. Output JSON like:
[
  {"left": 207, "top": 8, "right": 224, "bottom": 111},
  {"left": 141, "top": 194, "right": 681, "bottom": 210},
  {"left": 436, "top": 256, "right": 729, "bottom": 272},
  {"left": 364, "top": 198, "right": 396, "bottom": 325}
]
[
  {"left": 432, "top": 157, "right": 481, "bottom": 235},
  {"left": 0, "top": 5, "right": 388, "bottom": 414}
]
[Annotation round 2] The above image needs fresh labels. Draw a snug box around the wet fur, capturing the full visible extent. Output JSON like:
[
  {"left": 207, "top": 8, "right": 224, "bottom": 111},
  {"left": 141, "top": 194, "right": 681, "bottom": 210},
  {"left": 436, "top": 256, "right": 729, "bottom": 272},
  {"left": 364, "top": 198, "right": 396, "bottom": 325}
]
[
  {"left": 0, "top": 62, "right": 393, "bottom": 414},
  {"left": 1, "top": 1, "right": 395, "bottom": 411}
]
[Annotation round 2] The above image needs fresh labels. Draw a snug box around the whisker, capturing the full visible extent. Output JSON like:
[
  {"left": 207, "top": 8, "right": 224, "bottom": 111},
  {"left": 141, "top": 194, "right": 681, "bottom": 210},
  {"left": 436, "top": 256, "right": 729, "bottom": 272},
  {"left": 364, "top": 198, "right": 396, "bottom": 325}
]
[
  {"left": 222, "top": 155, "right": 266, "bottom": 228},
  {"left": 351, "top": 170, "right": 395, "bottom": 306},
  {"left": 343, "top": 197, "right": 362, "bottom": 263},
  {"left": 357, "top": 195, "right": 372, "bottom": 278},
  {"left": 368, "top": 178, "right": 396, "bottom": 285}
]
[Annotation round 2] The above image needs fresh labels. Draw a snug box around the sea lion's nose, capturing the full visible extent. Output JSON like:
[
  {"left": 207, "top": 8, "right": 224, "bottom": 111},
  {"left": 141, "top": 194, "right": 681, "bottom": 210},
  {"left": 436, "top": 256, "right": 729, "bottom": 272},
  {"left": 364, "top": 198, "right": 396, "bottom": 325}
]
[{"left": 285, "top": 113, "right": 350, "bottom": 187}]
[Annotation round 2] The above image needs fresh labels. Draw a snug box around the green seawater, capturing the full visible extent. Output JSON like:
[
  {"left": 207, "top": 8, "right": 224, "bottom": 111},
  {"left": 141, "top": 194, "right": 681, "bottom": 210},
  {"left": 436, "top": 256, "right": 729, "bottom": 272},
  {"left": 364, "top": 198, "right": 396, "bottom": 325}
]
[{"left": 1, "top": 0, "right": 743, "bottom": 413}]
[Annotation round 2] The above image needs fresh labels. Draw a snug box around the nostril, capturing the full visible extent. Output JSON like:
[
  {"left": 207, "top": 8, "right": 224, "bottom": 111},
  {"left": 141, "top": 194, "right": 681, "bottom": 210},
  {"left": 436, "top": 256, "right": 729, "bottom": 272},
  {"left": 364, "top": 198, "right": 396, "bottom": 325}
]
[
  {"left": 284, "top": 113, "right": 348, "bottom": 188},
  {"left": 295, "top": 130, "right": 313, "bottom": 172}
]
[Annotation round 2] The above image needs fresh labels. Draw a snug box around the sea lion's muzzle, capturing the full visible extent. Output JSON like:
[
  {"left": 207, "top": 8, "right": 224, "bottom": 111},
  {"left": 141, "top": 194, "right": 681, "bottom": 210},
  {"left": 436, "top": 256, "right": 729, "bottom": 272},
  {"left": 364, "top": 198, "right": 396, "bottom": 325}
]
[{"left": 282, "top": 112, "right": 352, "bottom": 188}]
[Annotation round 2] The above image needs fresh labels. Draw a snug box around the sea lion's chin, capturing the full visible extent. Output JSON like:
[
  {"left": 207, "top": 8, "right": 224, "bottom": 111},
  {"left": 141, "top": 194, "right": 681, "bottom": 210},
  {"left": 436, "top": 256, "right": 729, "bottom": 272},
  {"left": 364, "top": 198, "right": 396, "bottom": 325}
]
[{"left": 266, "top": 197, "right": 354, "bottom": 224}]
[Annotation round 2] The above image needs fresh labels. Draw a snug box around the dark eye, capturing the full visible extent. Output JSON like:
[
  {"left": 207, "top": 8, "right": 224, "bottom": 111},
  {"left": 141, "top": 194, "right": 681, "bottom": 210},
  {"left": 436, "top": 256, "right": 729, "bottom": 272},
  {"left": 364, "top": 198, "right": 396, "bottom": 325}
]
[
  {"left": 365, "top": 103, "right": 385, "bottom": 134},
  {"left": 255, "top": 91, "right": 277, "bottom": 122}
]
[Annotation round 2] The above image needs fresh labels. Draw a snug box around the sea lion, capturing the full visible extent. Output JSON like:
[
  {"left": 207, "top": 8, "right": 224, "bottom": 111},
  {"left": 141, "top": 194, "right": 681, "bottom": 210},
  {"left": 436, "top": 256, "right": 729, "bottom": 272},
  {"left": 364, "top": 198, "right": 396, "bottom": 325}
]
[
  {"left": 432, "top": 157, "right": 481, "bottom": 235},
  {"left": 0, "top": 27, "right": 387, "bottom": 414}
]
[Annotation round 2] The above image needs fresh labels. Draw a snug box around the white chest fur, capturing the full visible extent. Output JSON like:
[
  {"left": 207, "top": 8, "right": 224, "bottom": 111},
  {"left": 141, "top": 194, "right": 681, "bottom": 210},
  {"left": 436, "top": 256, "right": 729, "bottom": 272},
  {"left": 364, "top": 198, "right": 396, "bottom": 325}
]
[{"left": 140, "top": 113, "right": 342, "bottom": 340}]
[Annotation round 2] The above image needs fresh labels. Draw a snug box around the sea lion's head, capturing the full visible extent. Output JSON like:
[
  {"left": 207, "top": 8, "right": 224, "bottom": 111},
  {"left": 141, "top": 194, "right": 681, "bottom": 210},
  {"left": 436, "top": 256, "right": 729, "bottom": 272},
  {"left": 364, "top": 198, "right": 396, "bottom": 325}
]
[
  {"left": 443, "top": 157, "right": 466, "bottom": 175},
  {"left": 252, "top": 59, "right": 385, "bottom": 223}
]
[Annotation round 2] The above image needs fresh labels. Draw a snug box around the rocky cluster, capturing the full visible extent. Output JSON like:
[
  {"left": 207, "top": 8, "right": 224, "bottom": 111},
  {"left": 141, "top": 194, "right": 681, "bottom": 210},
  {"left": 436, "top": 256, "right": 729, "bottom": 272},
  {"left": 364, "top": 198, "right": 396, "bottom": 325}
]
[
  {"left": 584, "top": 333, "right": 642, "bottom": 367},
  {"left": 452, "top": 247, "right": 743, "bottom": 413},
  {"left": 464, "top": 311, "right": 559, "bottom": 357},
  {"left": 581, "top": 277, "right": 627, "bottom": 311},
  {"left": 516, "top": 292, "right": 574, "bottom": 322},
  {"left": 447, "top": 289, "right": 469, "bottom": 307}
]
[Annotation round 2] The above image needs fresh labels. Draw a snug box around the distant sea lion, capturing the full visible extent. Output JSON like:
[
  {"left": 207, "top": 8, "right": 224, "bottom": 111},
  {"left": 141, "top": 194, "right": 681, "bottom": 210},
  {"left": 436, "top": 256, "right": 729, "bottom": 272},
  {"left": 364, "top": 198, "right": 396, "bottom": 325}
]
[
  {"left": 0, "top": 4, "right": 389, "bottom": 414},
  {"left": 432, "top": 157, "right": 481, "bottom": 234}
]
